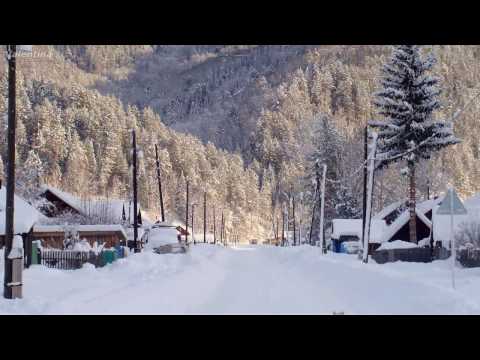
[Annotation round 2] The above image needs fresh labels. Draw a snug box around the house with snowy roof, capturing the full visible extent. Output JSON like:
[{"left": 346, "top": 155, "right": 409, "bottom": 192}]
[
  {"left": 370, "top": 196, "right": 444, "bottom": 252},
  {"left": 36, "top": 185, "right": 151, "bottom": 225}
]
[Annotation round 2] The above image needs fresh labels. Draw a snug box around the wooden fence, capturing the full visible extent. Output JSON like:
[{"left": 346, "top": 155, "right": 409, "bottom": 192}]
[
  {"left": 40, "top": 248, "right": 123, "bottom": 270},
  {"left": 371, "top": 247, "right": 433, "bottom": 264},
  {"left": 457, "top": 248, "right": 480, "bottom": 268}
]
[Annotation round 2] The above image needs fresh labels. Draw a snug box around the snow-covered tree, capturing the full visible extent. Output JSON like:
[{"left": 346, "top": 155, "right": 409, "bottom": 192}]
[
  {"left": 306, "top": 114, "right": 344, "bottom": 240},
  {"left": 335, "top": 185, "right": 361, "bottom": 219},
  {"left": 370, "top": 45, "right": 460, "bottom": 243},
  {"left": 17, "top": 149, "right": 44, "bottom": 200}
]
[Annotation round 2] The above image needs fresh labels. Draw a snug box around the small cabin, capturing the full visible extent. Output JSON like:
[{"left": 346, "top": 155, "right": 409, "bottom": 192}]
[{"left": 372, "top": 196, "right": 444, "bottom": 251}]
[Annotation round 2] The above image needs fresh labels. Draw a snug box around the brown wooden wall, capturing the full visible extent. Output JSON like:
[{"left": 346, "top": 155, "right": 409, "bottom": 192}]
[{"left": 33, "top": 231, "right": 124, "bottom": 249}]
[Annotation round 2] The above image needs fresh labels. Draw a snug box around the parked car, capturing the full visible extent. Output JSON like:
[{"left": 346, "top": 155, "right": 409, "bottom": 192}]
[
  {"left": 340, "top": 240, "right": 361, "bottom": 254},
  {"left": 149, "top": 226, "right": 187, "bottom": 254},
  {"left": 250, "top": 239, "right": 258, "bottom": 245}
]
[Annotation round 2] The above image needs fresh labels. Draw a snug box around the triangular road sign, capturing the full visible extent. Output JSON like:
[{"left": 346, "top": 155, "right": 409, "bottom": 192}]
[{"left": 436, "top": 188, "right": 468, "bottom": 215}]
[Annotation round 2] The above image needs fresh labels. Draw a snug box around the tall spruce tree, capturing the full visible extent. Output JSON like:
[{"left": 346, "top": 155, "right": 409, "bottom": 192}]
[
  {"left": 307, "top": 114, "right": 344, "bottom": 239},
  {"left": 370, "top": 45, "right": 460, "bottom": 243}
]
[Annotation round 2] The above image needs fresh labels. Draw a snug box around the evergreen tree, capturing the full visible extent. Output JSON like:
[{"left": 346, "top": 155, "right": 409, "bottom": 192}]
[
  {"left": 335, "top": 185, "right": 361, "bottom": 218},
  {"left": 18, "top": 149, "right": 44, "bottom": 200},
  {"left": 370, "top": 45, "right": 460, "bottom": 243},
  {"left": 307, "top": 114, "right": 344, "bottom": 231}
]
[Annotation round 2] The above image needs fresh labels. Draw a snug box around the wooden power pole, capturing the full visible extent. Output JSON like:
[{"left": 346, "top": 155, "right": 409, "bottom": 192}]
[
  {"left": 185, "top": 180, "right": 189, "bottom": 244},
  {"left": 132, "top": 129, "right": 140, "bottom": 253},
  {"left": 154, "top": 144, "right": 165, "bottom": 222},
  {"left": 4, "top": 45, "right": 20, "bottom": 299},
  {"left": 203, "top": 191, "right": 207, "bottom": 244},
  {"left": 361, "top": 126, "right": 368, "bottom": 248},
  {"left": 213, "top": 207, "right": 216, "bottom": 244},
  {"left": 292, "top": 193, "right": 297, "bottom": 246},
  {"left": 192, "top": 204, "right": 196, "bottom": 245}
]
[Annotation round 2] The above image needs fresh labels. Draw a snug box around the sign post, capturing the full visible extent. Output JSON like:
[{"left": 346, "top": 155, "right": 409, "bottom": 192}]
[{"left": 436, "top": 187, "right": 467, "bottom": 289}]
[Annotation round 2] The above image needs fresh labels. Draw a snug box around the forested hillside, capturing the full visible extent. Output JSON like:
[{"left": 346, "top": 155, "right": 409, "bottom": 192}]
[
  {"left": 1, "top": 45, "right": 479, "bottom": 241},
  {"left": 0, "top": 46, "right": 272, "bottom": 239}
]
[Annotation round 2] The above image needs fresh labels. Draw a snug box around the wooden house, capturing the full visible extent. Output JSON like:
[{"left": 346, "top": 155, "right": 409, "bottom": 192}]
[
  {"left": 371, "top": 196, "right": 444, "bottom": 252},
  {"left": 36, "top": 185, "right": 152, "bottom": 226},
  {"left": 32, "top": 224, "right": 127, "bottom": 249}
]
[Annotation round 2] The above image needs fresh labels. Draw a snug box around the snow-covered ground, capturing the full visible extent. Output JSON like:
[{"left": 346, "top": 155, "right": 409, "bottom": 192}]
[{"left": 1, "top": 245, "right": 480, "bottom": 314}]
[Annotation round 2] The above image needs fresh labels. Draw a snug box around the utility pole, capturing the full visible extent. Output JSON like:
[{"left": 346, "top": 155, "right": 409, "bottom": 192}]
[
  {"left": 192, "top": 204, "right": 196, "bottom": 245},
  {"left": 185, "top": 180, "right": 189, "bottom": 244},
  {"left": 361, "top": 125, "right": 368, "bottom": 249},
  {"left": 319, "top": 164, "right": 327, "bottom": 254},
  {"left": 276, "top": 216, "right": 279, "bottom": 245},
  {"left": 4, "top": 45, "right": 20, "bottom": 299},
  {"left": 309, "top": 163, "right": 321, "bottom": 246},
  {"left": 203, "top": 191, "right": 207, "bottom": 244},
  {"left": 292, "top": 193, "right": 297, "bottom": 246},
  {"left": 220, "top": 211, "right": 224, "bottom": 246},
  {"left": 362, "top": 132, "right": 378, "bottom": 263},
  {"left": 213, "top": 207, "right": 216, "bottom": 244},
  {"left": 132, "top": 129, "right": 140, "bottom": 253},
  {"left": 154, "top": 144, "right": 165, "bottom": 222}
]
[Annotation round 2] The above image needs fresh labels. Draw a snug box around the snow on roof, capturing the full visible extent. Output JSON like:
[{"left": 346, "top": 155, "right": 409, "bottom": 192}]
[
  {"left": 41, "top": 185, "right": 84, "bottom": 214},
  {"left": 379, "top": 207, "right": 432, "bottom": 244},
  {"left": 373, "top": 199, "right": 406, "bottom": 220},
  {"left": 152, "top": 221, "right": 177, "bottom": 228},
  {"left": 33, "top": 224, "right": 127, "bottom": 239},
  {"left": 417, "top": 196, "right": 444, "bottom": 214},
  {"left": 331, "top": 218, "right": 386, "bottom": 243},
  {"left": 0, "top": 186, "right": 43, "bottom": 235},
  {"left": 41, "top": 185, "right": 152, "bottom": 224}
]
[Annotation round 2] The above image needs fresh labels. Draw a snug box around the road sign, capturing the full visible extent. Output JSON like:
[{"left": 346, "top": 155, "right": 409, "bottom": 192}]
[
  {"left": 436, "top": 187, "right": 467, "bottom": 290},
  {"left": 436, "top": 188, "right": 467, "bottom": 215}
]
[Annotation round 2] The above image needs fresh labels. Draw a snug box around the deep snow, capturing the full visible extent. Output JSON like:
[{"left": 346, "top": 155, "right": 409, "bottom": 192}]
[{"left": 1, "top": 245, "right": 480, "bottom": 314}]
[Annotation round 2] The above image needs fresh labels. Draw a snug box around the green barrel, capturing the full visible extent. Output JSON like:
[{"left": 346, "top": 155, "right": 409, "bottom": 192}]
[{"left": 31, "top": 242, "right": 39, "bottom": 265}]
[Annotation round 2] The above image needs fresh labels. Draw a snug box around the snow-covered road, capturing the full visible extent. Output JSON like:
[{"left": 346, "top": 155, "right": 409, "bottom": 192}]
[{"left": 1, "top": 244, "right": 480, "bottom": 314}]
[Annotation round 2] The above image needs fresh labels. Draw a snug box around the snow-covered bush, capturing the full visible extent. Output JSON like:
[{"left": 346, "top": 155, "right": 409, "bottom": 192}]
[
  {"left": 455, "top": 220, "right": 480, "bottom": 249},
  {"left": 72, "top": 238, "right": 92, "bottom": 252}
]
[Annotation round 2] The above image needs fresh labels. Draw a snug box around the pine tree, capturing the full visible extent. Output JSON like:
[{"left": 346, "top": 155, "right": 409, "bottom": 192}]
[
  {"left": 370, "top": 45, "right": 460, "bottom": 243},
  {"left": 18, "top": 149, "right": 44, "bottom": 200},
  {"left": 63, "top": 132, "right": 89, "bottom": 195},
  {"left": 307, "top": 114, "right": 344, "bottom": 226},
  {"left": 335, "top": 185, "right": 361, "bottom": 219}
]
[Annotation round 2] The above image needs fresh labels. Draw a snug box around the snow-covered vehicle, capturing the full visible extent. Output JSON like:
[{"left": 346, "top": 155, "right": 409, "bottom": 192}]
[
  {"left": 340, "top": 240, "right": 361, "bottom": 254},
  {"left": 149, "top": 224, "right": 187, "bottom": 254}
]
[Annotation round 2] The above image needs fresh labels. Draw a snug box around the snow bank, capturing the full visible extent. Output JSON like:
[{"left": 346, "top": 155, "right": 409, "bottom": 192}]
[
  {"left": 2, "top": 244, "right": 480, "bottom": 314},
  {"left": 377, "top": 240, "right": 419, "bottom": 250}
]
